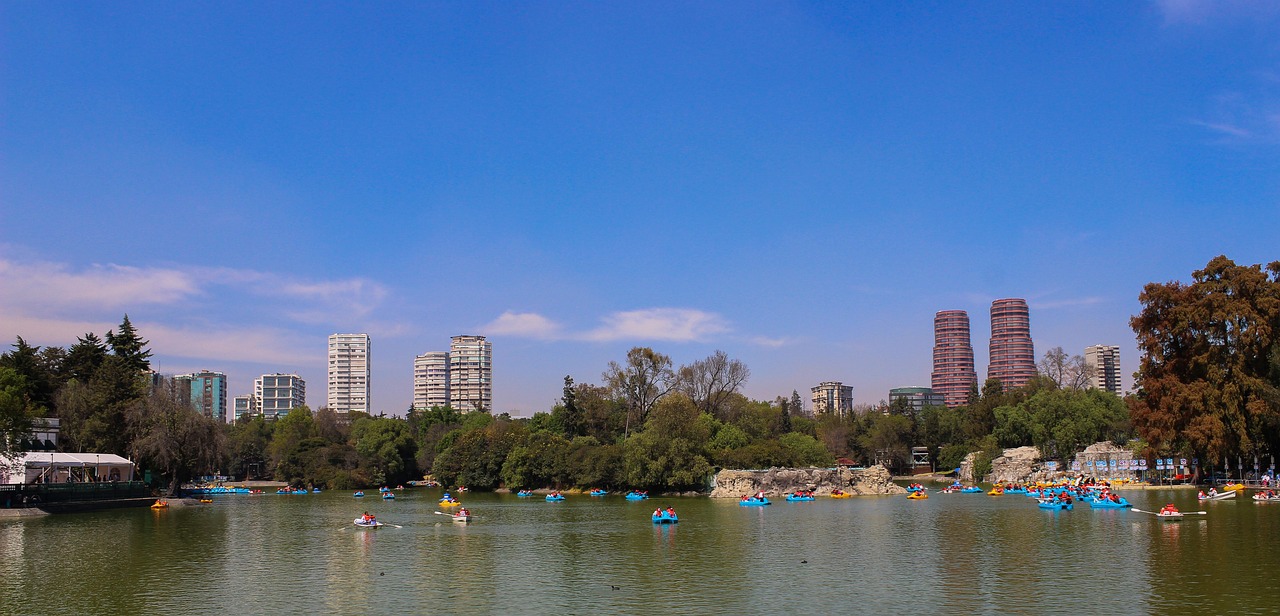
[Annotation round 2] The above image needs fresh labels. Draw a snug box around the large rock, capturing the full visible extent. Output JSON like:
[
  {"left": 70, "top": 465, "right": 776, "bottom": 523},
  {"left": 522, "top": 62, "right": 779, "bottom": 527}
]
[
  {"left": 709, "top": 465, "right": 904, "bottom": 498},
  {"left": 988, "top": 446, "right": 1043, "bottom": 484}
]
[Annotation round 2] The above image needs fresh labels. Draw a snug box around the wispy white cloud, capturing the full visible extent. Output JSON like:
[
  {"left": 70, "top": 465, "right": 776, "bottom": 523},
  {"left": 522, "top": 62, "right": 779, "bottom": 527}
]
[
  {"left": 481, "top": 311, "right": 564, "bottom": 339},
  {"left": 480, "top": 308, "right": 735, "bottom": 343},
  {"left": 746, "top": 335, "right": 793, "bottom": 348},
  {"left": 0, "top": 313, "right": 314, "bottom": 366},
  {"left": 1028, "top": 297, "right": 1107, "bottom": 310},
  {"left": 1154, "top": 0, "right": 1280, "bottom": 26},
  {"left": 0, "top": 259, "right": 199, "bottom": 311},
  {"left": 583, "top": 308, "right": 731, "bottom": 342},
  {"left": 0, "top": 257, "right": 392, "bottom": 328}
]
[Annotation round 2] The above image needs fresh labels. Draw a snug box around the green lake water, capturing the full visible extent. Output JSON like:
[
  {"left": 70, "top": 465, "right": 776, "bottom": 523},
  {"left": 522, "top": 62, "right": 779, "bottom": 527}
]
[{"left": 2, "top": 488, "right": 1276, "bottom": 615}]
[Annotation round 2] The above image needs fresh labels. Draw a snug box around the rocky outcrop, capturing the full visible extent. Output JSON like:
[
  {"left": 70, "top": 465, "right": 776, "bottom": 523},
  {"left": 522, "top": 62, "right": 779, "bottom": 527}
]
[
  {"left": 710, "top": 465, "right": 904, "bottom": 498},
  {"left": 959, "top": 452, "right": 978, "bottom": 484},
  {"left": 988, "top": 446, "right": 1044, "bottom": 484}
]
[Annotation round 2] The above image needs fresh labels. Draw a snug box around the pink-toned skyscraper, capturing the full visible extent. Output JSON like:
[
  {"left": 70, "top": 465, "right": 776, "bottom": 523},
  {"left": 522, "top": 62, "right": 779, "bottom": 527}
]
[
  {"left": 988, "top": 298, "right": 1036, "bottom": 390},
  {"left": 931, "top": 310, "right": 978, "bottom": 407}
]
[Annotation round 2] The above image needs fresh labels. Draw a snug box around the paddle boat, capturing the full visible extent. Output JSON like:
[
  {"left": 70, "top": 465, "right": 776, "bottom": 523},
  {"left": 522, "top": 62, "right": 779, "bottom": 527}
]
[
  {"left": 1198, "top": 489, "right": 1237, "bottom": 501},
  {"left": 739, "top": 496, "right": 771, "bottom": 506},
  {"left": 589, "top": 489, "right": 608, "bottom": 497},
  {"left": 198, "top": 498, "right": 213, "bottom": 504},
  {"left": 1038, "top": 499, "right": 1073, "bottom": 510},
  {"left": 959, "top": 486, "right": 983, "bottom": 494},
  {"left": 312, "top": 488, "right": 322, "bottom": 494},
  {"left": 652, "top": 508, "right": 679, "bottom": 524},
  {"left": 941, "top": 486, "right": 961, "bottom": 494},
  {"left": 439, "top": 493, "right": 462, "bottom": 507},
  {"left": 1154, "top": 504, "right": 1185, "bottom": 520},
  {"left": 379, "top": 486, "right": 391, "bottom": 493},
  {"left": 1253, "top": 491, "right": 1280, "bottom": 502},
  {"left": 624, "top": 491, "right": 649, "bottom": 500},
  {"left": 395, "top": 485, "right": 405, "bottom": 491},
  {"left": 150, "top": 499, "right": 169, "bottom": 509},
  {"left": 988, "top": 488, "right": 1004, "bottom": 496},
  {"left": 516, "top": 490, "right": 534, "bottom": 497},
  {"left": 452, "top": 508, "right": 472, "bottom": 523},
  {"left": 907, "top": 491, "right": 928, "bottom": 500},
  {"left": 545, "top": 492, "right": 566, "bottom": 502},
  {"left": 457, "top": 486, "right": 470, "bottom": 492},
  {"left": 1004, "top": 487, "right": 1028, "bottom": 495},
  {"left": 905, "top": 484, "right": 926, "bottom": 493},
  {"left": 382, "top": 491, "right": 395, "bottom": 500},
  {"left": 829, "top": 489, "right": 852, "bottom": 499},
  {"left": 1222, "top": 483, "right": 1246, "bottom": 493},
  {"left": 353, "top": 491, "right": 365, "bottom": 498},
  {"left": 786, "top": 492, "right": 816, "bottom": 502},
  {"left": 1087, "top": 496, "right": 1132, "bottom": 508},
  {"left": 354, "top": 517, "right": 384, "bottom": 528}
]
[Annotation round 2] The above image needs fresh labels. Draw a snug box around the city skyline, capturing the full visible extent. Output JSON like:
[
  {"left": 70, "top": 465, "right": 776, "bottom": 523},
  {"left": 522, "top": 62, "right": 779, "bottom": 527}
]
[{"left": 3, "top": 4, "right": 1279, "bottom": 415}]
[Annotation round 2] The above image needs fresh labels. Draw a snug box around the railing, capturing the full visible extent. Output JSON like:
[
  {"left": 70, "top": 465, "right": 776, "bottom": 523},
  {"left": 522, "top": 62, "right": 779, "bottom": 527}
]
[{"left": 0, "top": 481, "right": 150, "bottom": 507}]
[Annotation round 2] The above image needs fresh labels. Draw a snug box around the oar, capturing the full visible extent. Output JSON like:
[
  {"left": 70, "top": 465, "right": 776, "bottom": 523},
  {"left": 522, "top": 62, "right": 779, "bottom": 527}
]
[
  {"left": 433, "top": 511, "right": 474, "bottom": 518},
  {"left": 1132, "top": 508, "right": 1207, "bottom": 516}
]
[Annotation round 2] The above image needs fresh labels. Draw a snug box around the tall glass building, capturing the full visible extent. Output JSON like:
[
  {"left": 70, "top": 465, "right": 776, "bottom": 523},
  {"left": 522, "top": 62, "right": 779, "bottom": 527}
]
[
  {"left": 988, "top": 298, "right": 1036, "bottom": 390},
  {"left": 931, "top": 310, "right": 978, "bottom": 407}
]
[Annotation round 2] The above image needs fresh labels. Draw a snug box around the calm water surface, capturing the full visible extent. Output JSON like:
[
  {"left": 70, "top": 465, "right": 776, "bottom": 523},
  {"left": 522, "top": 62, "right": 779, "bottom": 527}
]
[{"left": 1, "top": 488, "right": 1274, "bottom": 615}]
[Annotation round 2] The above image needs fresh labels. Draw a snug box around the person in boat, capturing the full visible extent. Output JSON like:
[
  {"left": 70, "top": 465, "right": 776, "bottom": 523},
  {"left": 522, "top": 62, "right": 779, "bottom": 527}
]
[
  {"left": 654, "top": 508, "right": 662, "bottom": 516},
  {"left": 666, "top": 507, "right": 675, "bottom": 516},
  {"left": 458, "top": 508, "right": 469, "bottom": 516},
  {"left": 1160, "top": 503, "right": 1179, "bottom": 514},
  {"left": 1209, "top": 487, "right": 1218, "bottom": 497}
]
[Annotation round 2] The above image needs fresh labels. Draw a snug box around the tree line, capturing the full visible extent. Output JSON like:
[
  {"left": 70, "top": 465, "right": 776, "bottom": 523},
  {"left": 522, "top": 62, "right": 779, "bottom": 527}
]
[{"left": 2, "top": 255, "right": 1271, "bottom": 491}]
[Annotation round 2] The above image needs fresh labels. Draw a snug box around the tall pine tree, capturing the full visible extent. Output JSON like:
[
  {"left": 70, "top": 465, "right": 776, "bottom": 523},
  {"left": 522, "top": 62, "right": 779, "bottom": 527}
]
[{"left": 106, "top": 315, "right": 152, "bottom": 373}]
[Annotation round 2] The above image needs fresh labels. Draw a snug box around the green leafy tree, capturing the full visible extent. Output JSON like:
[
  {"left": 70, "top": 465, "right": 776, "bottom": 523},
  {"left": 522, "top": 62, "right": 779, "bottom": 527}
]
[
  {"left": 352, "top": 417, "right": 418, "bottom": 485},
  {"left": 128, "top": 379, "right": 227, "bottom": 495},
  {"left": 0, "top": 367, "right": 37, "bottom": 468},
  {"left": 603, "top": 347, "right": 676, "bottom": 439},
  {"left": 227, "top": 416, "right": 274, "bottom": 479}
]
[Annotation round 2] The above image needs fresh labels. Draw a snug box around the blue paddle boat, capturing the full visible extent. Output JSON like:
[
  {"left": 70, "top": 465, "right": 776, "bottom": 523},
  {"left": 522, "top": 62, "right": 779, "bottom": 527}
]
[
  {"left": 589, "top": 489, "right": 608, "bottom": 497},
  {"left": 545, "top": 493, "right": 566, "bottom": 502},
  {"left": 382, "top": 492, "right": 395, "bottom": 500},
  {"left": 960, "top": 487, "right": 983, "bottom": 494},
  {"left": 1038, "top": 500, "right": 1073, "bottom": 510},
  {"left": 785, "top": 493, "right": 815, "bottom": 502},
  {"left": 516, "top": 490, "right": 534, "bottom": 497},
  {"left": 739, "top": 496, "right": 771, "bottom": 506},
  {"left": 353, "top": 491, "right": 365, "bottom": 498},
  {"left": 652, "top": 510, "right": 679, "bottom": 524},
  {"left": 624, "top": 491, "right": 649, "bottom": 500},
  {"left": 1088, "top": 497, "right": 1131, "bottom": 508}
]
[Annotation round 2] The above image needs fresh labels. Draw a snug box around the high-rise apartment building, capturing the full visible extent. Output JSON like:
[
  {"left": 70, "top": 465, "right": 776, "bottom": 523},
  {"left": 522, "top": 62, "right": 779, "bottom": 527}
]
[
  {"left": 988, "top": 298, "right": 1036, "bottom": 390},
  {"left": 931, "top": 310, "right": 978, "bottom": 407},
  {"left": 413, "top": 351, "right": 451, "bottom": 410},
  {"left": 173, "top": 370, "right": 228, "bottom": 422},
  {"left": 889, "top": 387, "right": 946, "bottom": 416},
  {"left": 328, "top": 333, "right": 371, "bottom": 416},
  {"left": 811, "top": 381, "right": 854, "bottom": 417},
  {"left": 256, "top": 373, "right": 306, "bottom": 420},
  {"left": 448, "top": 335, "right": 491, "bottom": 413},
  {"left": 1084, "top": 345, "right": 1122, "bottom": 395}
]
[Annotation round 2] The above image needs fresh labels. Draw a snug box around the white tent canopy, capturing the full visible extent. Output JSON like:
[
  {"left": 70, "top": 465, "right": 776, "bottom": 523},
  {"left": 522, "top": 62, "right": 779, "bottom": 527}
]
[{"left": 4, "top": 452, "right": 136, "bottom": 484}]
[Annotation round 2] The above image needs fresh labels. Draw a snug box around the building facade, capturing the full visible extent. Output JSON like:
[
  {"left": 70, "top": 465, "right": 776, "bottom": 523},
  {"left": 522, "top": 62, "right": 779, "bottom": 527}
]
[
  {"left": 256, "top": 373, "right": 306, "bottom": 420},
  {"left": 328, "top": 333, "right": 371, "bottom": 416},
  {"left": 987, "top": 298, "right": 1036, "bottom": 390},
  {"left": 811, "top": 381, "right": 854, "bottom": 417},
  {"left": 889, "top": 387, "right": 946, "bottom": 416},
  {"left": 448, "top": 335, "right": 491, "bottom": 413},
  {"left": 413, "top": 351, "right": 451, "bottom": 410},
  {"left": 931, "top": 310, "right": 978, "bottom": 408},
  {"left": 175, "top": 370, "right": 228, "bottom": 423},
  {"left": 1084, "top": 345, "right": 1122, "bottom": 395},
  {"left": 233, "top": 395, "right": 257, "bottom": 423}
]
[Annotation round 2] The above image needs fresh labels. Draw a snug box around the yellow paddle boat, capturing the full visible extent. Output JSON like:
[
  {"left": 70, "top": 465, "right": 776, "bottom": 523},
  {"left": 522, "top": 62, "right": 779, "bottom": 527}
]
[
  {"left": 439, "top": 499, "right": 462, "bottom": 507},
  {"left": 1223, "top": 483, "right": 1246, "bottom": 492},
  {"left": 150, "top": 499, "right": 169, "bottom": 509},
  {"left": 829, "top": 490, "right": 852, "bottom": 499},
  {"left": 907, "top": 492, "right": 928, "bottom": 500},
  {"left": 988, "top": 488, "right": 1004, "bottom": 496}
]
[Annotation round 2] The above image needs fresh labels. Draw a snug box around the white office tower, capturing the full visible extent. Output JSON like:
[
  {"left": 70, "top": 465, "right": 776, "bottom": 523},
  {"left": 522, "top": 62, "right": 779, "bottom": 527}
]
[
  {"left": 255, "top": 373, "right": 307, "bottom": 420},
  {"left": 328, "top": 333, "right": 371, "bottom": 416},
  {"left": 413, "top": 351, "right": 451, "bottom": 410},
  {"left": 448, "top": 335, "right": 491, "bottom": 413}
]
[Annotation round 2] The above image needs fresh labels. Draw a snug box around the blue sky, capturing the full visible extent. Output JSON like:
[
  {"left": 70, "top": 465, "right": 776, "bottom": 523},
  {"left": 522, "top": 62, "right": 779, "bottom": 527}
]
[{"left": 2, "top": 2, "right": 1279, "bottom": 417}]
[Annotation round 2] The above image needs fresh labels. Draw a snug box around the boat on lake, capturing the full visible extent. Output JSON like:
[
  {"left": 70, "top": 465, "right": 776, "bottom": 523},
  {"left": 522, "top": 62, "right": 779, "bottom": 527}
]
[
  {"left": 652, "top": 509, "right": 679, "bottom": 524},
  {"left": 545, "top": 492, "right": 565, "bottom": 502},
  {"left": 624, "top": 491, "right": 649, "bottom": 500},
  {"left": 354, "top": 518, "right": 383, "bottom": 528},
  {"left": 739, "top": 496, "right": 771, "bottom": 506}
]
